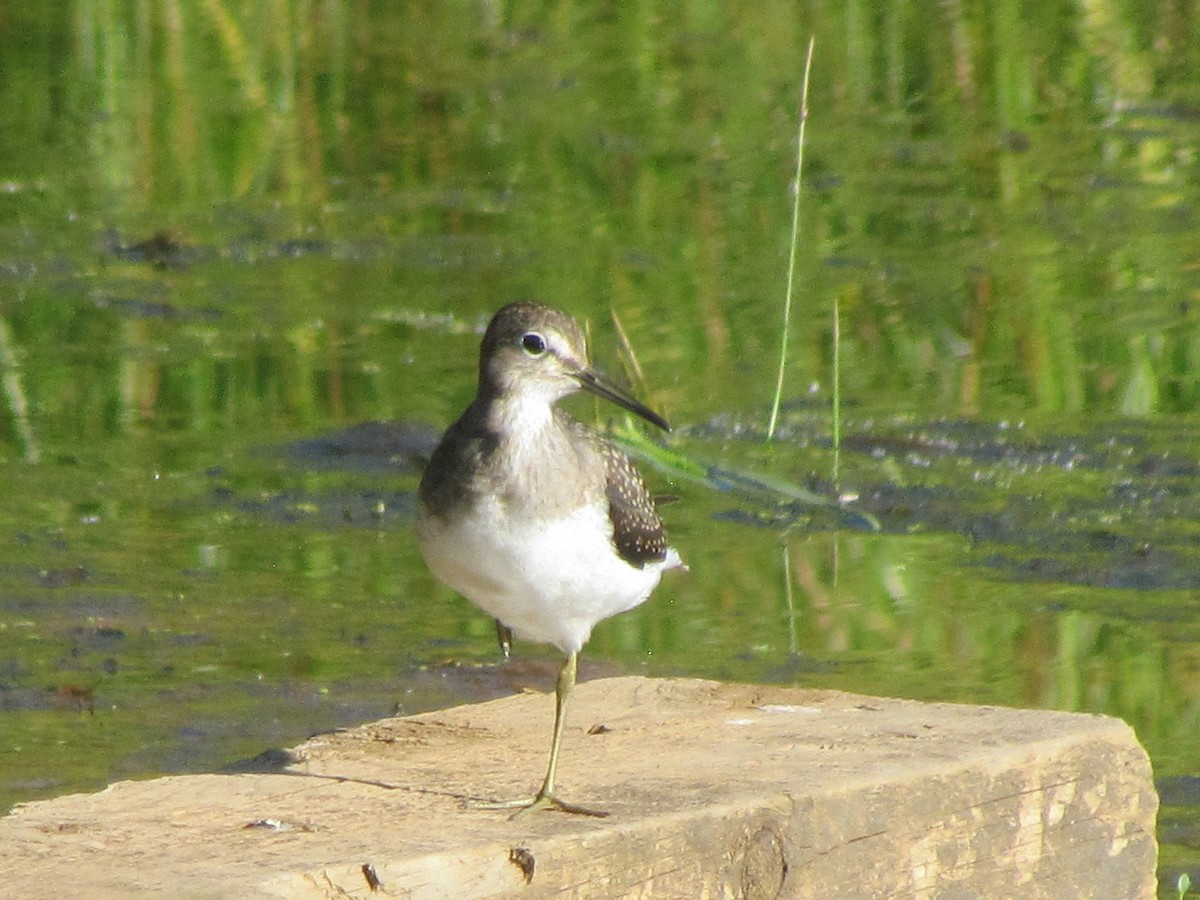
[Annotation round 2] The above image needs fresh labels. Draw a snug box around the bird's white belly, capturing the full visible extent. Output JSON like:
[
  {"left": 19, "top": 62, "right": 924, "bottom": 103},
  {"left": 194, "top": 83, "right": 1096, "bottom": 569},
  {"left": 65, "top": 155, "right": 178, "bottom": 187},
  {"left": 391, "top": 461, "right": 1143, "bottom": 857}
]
[{"left": 417, "top": 498, "right": 672, "bottom": 655}]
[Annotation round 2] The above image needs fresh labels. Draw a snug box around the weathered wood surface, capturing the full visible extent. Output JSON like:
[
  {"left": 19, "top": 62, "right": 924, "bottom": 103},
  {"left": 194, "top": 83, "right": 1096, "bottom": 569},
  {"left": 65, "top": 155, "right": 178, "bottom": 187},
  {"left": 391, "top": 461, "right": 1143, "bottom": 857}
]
[{"left": 0, "top": 677, "right": 1157, "bottom": 898}]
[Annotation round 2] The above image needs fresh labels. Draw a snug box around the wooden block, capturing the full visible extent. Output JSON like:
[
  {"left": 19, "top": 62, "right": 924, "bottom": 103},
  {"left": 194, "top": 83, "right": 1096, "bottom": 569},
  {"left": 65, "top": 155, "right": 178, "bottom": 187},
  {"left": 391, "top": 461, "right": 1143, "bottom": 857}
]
[{"left": 0, "top": 677, "right": 1157, "bottom": 898}]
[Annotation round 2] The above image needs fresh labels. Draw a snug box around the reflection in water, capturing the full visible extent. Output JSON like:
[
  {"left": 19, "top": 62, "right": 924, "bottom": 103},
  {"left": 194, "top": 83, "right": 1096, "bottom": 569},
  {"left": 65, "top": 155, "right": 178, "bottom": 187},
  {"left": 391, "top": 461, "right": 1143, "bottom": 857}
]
[{"left": 1, "top": 2, "right": 1199, "bottom": 887}]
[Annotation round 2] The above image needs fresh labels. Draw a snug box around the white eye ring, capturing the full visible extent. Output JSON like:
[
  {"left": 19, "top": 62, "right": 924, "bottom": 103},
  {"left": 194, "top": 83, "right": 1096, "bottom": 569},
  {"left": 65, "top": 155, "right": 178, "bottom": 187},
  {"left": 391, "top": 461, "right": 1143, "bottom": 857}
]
[{"left": 521, "top": 332, "right": 547, "bottom": 356}]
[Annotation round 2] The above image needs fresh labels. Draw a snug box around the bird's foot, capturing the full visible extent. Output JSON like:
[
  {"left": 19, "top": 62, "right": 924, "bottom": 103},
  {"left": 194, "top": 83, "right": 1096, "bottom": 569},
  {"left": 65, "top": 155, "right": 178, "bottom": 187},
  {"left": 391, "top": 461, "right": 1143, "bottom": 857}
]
[{"left": 466, "top": 790, "right": 609, "bottom": 819}]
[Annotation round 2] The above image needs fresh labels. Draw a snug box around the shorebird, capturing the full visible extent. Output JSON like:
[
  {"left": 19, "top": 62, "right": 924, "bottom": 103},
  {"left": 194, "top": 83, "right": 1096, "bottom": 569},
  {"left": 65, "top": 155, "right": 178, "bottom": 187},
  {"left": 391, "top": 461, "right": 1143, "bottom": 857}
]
[{"left": 416, "top": 301, "right": 684, "bottom": 816}]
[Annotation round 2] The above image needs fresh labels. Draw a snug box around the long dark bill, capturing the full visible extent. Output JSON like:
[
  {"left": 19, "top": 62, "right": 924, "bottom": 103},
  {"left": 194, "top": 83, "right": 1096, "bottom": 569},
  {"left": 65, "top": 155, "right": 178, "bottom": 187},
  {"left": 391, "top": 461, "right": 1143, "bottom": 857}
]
[{"left": 574, "top": 367, "right": 670, "bottom": 432}]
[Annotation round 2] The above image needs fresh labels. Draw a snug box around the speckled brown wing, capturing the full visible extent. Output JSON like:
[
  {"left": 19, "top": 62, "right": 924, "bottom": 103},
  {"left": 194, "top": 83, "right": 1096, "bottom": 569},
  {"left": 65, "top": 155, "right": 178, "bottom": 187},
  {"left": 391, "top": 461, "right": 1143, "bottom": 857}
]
[{"left": 598, "top": 440, "right": 669, "bottom": 567}]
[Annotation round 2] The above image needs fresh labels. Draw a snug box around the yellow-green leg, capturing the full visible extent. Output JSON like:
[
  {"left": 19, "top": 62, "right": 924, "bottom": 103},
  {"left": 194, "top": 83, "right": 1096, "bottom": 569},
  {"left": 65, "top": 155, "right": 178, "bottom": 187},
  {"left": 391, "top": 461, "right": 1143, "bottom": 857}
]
[{"left": 468, "top": 652, "right": 608, "bottom": 818}]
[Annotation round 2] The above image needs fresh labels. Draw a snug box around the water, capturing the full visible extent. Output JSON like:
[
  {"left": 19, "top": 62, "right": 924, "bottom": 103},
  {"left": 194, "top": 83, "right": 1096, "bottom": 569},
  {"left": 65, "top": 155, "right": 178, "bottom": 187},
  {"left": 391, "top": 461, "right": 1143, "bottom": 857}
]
[{"left": 1, "top": 4, "right": 1199, "bottom": 893}]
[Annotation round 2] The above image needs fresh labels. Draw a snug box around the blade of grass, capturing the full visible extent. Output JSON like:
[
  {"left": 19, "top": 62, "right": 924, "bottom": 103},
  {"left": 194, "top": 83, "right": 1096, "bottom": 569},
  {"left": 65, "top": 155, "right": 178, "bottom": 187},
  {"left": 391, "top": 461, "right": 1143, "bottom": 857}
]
[
  {"left": 832, "top": 292, "right": 841, "bottom": 485},
  {"left": 766, "top": 35, "right": 815, "bottom": 442},
  {"left": 782, "top": 542, "right": 798, "bottom": 654},
  {"left": 610, "top": 306, "right": 649, "bottom": 398}
]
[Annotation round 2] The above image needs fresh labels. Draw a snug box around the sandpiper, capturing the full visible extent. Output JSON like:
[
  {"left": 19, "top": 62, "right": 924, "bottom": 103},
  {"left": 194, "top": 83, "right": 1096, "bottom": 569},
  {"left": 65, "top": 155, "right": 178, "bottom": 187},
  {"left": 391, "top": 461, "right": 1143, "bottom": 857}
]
[{"left": 416, "top": 301, "right": 684, "bottom": 817}]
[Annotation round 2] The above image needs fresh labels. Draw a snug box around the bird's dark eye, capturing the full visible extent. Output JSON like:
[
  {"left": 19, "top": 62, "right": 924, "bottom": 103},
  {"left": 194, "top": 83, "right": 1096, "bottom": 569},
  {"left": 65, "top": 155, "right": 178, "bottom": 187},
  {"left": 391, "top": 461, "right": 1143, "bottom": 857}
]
[{"left": 521, "top": 332, "right": 546, "bottom": 356}]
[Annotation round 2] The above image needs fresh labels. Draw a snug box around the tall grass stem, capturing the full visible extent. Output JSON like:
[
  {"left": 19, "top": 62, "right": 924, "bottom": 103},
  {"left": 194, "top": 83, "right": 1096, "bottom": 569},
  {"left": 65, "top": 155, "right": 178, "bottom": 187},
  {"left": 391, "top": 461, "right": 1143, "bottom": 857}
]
[
  {"left": 832, "top": 293, "right": 841, "bottom": 485},
  {"left": 766, "top": 35, "right": 815, "bottom": 442}
]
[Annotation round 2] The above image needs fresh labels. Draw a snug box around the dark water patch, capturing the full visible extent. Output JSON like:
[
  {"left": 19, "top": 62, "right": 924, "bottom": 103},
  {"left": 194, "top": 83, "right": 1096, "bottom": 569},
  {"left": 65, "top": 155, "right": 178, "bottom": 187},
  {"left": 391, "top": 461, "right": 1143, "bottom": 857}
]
[
  {"left": 0, "top": 683, "right": 96, "bottom": 713},
  {"left": 100, "top": 220, "right": 505, "bottom": 274},
  {"left": 209, "top": 421, "right": 446, "bottom": 528},
  {"left": 33, "top": 565, "right": 90, "bottom": 588},
  {"left": 102, "top": 657, "right": 588, "bottom": 785},
  {"left": 1160, "top": 776, "right": 1200, "bottom": 808},
  {"left": 223, "top": 234, "right": 332, "bottom": 264},
  {"left": 982, "top": 547, "right": 1196, "bottom": 591},
  {"left": 217, "top": 487, "right": 416, "bottom": 529},
  {"left": 64, "top": 624, "right": 127, "bottom": 652},
  {"left": 92, "top": 293, "right": 225, "bottom": 322},
  {"left": 0, "top": 686, "right": 53, "bottom": 711},
  {"left": 759, "top": 654, "right": 841, "bottom": 681},
  {"left": 0, "top": 259, "right": 44, "bottom": 280},
  {"left": 102, "top": 228, "right": 337, "bottom": 268},
  {"left": 696, "top": 415, "right": 1200, "bottom": 593},
  {"left": 3, "top": 776, "right": 65, "bottom": 795},
  {"left": 102, "top": 231, "right": 207, "bottom": 269},
  {"left": 0, "top": 589, "right": 143, "bottom": 619},
  {"left": 276, "top": 421, "right": 439, "bottom": 474},
  {"left": 841, "top": 424, "right": 1090, "bottom": 471}
]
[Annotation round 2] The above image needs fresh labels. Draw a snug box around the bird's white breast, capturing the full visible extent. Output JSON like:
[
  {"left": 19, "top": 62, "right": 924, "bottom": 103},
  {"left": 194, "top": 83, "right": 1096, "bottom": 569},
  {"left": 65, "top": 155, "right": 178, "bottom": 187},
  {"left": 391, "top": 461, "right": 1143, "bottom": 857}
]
[{"left": 417, "top": 495, "right": 675, "bottom": 655}]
